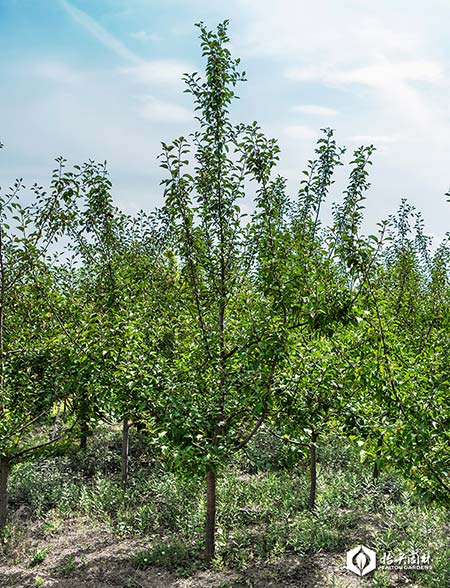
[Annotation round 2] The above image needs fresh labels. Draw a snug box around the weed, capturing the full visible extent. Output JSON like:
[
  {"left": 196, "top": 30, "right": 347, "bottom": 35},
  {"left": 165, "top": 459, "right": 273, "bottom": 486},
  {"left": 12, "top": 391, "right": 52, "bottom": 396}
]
[
  {"left": 372, "top": 570, "right": 391, "bottom": 588},
  {"left": 126, "top": 578, "right": 144, "bottom": 588},
  {"left": 29, "top": 548, "right": 48, "bottom": 566},
  {"left": 133, "top": 542, "right": 205, "bottom": 576},
  {"left": 60, "top": 554, "right": 76, "bottom": 576}
]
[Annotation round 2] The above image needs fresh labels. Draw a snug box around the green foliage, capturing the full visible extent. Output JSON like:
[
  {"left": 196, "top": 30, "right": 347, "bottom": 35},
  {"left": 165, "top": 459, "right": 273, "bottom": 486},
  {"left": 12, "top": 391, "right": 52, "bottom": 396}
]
[
  {"left": 0, "top": 179, "right": 73, "bottom": 463},
  {"left": 235, "top": 428, "right": 304, "bottom": 473},
  {"left": 340, "top": 199, "right": 450, "bottom": 500},
  {"left": 9, "top": 460, "right": 75, "bottom": 515},
  {"left": 1, "top": 18, "right": 449, "bottom": 577},
  {"left": 157, "top": 21, "right": 290, "bottom": 477},
  {"left": 29, "top": 548, "right": 48, "bottom": 567},
  {"left": 60, "top": 554, "right": 76, "bottom": 576}
]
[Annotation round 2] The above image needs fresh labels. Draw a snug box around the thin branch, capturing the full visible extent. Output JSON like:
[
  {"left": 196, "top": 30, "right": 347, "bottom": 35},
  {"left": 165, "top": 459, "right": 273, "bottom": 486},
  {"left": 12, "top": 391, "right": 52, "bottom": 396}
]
[
  {"left": 264, "top": 426, "right": 310, "bottom": 448},
  {"left": 11, "top": 419, "right": 78, "bottom": 462}
]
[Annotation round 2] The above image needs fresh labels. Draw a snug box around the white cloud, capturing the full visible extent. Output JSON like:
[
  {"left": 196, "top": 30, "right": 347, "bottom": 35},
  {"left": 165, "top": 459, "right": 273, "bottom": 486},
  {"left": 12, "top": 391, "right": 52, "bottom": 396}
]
[
  {"left": 232, "top": 0, "right": 447, "bottom": 139},
  {"left": 122, "top": 59, "right": 193, "bottom": 86},
  {"left": 345, "top": 60, "right": 443, "bottom": 86},
  {"left": 130, "top": 31, "right": 162, "bottom": 42},
  {"left": 283, "top": 125, "right": 318, "bottom": 141},
  {"left": 291, "top": 104, "right": 338, "bottom": 116},
  {"left": 233, "top": 0, "right": 422, "bottom": 62},
  {"left": 138, "top": 95, "right": 192, "bottom": 123},
  {"left": 61, "top": 1, "right": 194, "bottom": 90},
  {"left": 34, "top": 61, "right": 82, "bottom": 85},
  {"left": 286, "top": 60, "right": 444, "bottom": 88},
  {"left": 347, "top": 135, "right": 397, "bottom": 144}
]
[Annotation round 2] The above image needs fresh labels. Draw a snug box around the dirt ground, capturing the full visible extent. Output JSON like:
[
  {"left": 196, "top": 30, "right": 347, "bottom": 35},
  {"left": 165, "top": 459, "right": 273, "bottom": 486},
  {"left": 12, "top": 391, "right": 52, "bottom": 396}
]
[{"left": 0, "top": 518, "right": 409, "bottom": 588}]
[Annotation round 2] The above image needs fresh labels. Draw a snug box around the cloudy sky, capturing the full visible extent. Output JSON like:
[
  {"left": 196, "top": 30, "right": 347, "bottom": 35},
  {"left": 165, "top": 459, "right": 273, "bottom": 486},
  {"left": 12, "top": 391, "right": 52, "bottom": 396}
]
[{"left": 1, "top": 0, "right": 450, "bottom": 239}]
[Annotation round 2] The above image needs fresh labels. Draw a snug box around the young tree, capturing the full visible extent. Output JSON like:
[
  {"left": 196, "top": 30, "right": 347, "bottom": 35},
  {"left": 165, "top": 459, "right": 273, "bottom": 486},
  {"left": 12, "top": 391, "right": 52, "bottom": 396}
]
[
  {"left": 0, "top": 161, "right": 75, "bottom": 529},
  {"left": 155, "top": 21, "right": 293, "bottom": 561},
  {"left": 267, "top": 133, "right": 379, "bottom": 509},
  {"left": 155, "top": 22, "right": 381, "bottom": 560},
  {"left": 45, "top": 159, "right": 175, "bottom": 483},
  {"left": 346, "top": 201, "right": 450, "bottom": 498}
]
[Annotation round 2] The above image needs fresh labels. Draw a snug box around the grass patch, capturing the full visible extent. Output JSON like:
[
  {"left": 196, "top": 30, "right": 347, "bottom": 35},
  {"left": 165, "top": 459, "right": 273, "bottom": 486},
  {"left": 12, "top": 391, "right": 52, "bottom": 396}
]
[
  {"left": 133, "top": 541, "right": 206, "bottom": 576},
  {"left": 29, "top": 548, "right": 48, "bottom": 567}
]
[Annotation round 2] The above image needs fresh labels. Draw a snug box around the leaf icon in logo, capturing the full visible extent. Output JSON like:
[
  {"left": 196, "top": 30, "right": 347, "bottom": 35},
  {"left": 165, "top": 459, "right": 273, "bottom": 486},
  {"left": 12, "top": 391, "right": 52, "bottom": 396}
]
[
  {"left": 356, "top": 550, "right": 368, "bottom": 573},
  {"left": 347, "top": 544, "right": 377, "bottom": 577}
]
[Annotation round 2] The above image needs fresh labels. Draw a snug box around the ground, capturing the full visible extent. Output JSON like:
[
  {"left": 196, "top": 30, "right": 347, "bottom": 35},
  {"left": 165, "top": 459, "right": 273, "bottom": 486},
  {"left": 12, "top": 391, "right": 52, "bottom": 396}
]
[
  {"left": 0, "top": 517, "right": 416, "bottom": 588},
  {"left": 0, "top": 431, "right": 447, "bottom": 588}
]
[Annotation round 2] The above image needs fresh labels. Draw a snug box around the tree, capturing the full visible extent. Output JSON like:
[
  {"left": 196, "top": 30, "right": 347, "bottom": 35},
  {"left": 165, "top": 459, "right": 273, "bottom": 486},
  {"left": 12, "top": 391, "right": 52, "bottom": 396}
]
[
  {"left": 155, "top": 21, "right": 292, "bottom": 561},
  {"left": 267, "top": 133, "right": 379, "bottom": 509},
  {"left": 0, "top": 159, "right": 75, "bottom": 529},
  {"left": 45, "top": 159, "right": 176, "bottom": 483},
  {"left": 346, "top": 200, "right": 450, "bottom": 498},
  {"left": 155, "top": 22, "right": 381, "bottom": 560}
]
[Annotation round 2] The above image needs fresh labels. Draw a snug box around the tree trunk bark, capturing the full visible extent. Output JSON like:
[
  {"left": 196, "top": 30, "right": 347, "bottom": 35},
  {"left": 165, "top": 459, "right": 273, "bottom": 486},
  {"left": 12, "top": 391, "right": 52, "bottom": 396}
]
[
  {"left": 308, "top": 430, "right": 318, "bottom": 510},
  {"left": 0, "top": 458, "right": 9, "bottom": 530},
  {"left": 79, "top": 425, "right": 88, "bottom": 450},
  {"left": 121, "top": 417, "right": 130, "bottom": 485},
  {"left": 205, "top": 465, "right": 217, "bottom": 563},
  {"left": 79, "top": 391, "right": 89, "bottom": 450},
  {"left": 372, "top": 435, "right": 383, "bottom": 481}
]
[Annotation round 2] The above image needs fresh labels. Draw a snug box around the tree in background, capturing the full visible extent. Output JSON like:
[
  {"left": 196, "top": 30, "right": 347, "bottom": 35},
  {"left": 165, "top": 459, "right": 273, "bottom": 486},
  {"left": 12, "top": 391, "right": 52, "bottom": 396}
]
[
  {"left": 267, "top": 131, "right": 381, "bottom": 510},
  {"left": 350, "top": 201, "right": 450, "bottom": 498},
  {"left": 41, "top": 160, "right": 176, "bottom": 484},
  {"left": 0, "top": 158, "right": 76, "bottom": 529}
]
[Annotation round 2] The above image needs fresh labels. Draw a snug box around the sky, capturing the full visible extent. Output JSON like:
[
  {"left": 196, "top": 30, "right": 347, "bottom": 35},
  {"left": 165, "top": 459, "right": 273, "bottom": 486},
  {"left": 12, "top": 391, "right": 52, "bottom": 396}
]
[{"left": 1, "top": 0, "right": 450, "bottom": 240}]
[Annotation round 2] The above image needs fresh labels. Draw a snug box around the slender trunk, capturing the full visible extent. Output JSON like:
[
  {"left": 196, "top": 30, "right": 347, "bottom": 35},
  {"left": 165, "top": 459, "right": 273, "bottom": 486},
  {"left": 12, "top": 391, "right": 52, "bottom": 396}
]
[
  {"left": 308, "top": 430, "right": 318, "bottom": 510},
  {"left": 205, "top": 465, "right": 217, "bottom": 563},
  {"left": 79, "top": 423, "right": 88, "bottom": 450},
  {"left": 79, "top": 393, "right": 89, "bottom": 450},
  {"left": 372, "top": 435, "right": 383, "bottom": 481},
  {"left": 121, "top": 417, "right": 130, "bottom": 485},
  {"left": 0, "top": 458, "right": 9, "bottom": 530}
]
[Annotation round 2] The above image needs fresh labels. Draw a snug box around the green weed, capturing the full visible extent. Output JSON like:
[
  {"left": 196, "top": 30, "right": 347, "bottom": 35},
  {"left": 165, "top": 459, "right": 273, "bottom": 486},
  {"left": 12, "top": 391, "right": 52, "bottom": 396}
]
[{"left": 29, "top": 548, "right": 48, "bottom": 566}]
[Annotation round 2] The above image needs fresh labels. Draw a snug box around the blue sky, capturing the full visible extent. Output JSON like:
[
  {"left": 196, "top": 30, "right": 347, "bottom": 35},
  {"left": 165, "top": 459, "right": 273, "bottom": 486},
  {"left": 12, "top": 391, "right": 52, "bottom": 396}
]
[{"left": 1, "top": 0, "right": 450, "bottom": 239}]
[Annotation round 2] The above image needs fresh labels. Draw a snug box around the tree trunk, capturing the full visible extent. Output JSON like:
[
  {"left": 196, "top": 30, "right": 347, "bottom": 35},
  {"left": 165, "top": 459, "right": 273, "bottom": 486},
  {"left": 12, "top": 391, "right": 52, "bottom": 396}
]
[
  {"left": 205, "top": 465, "right": 217, "bottom": 563},
  {"left": 121, "top": 417, "right": 130, "bottom": 485},
  {"left": 79, "top": 391, "right": 90, "bottom": 450},
  {"left": 372, "top": 435, "right": 383, "bottom": 481},
  {"left": 308, "top": 430, "right": 318, "bottom": 510},
  {"left": 79, "top": 424, "right": 88, "bottom": 450},
  {"left": 0, "top": 458, "right": 9, "bottom": 530}
]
